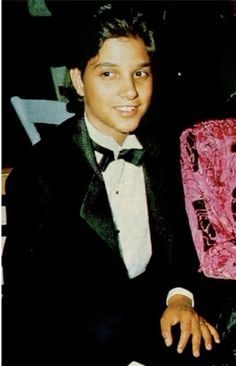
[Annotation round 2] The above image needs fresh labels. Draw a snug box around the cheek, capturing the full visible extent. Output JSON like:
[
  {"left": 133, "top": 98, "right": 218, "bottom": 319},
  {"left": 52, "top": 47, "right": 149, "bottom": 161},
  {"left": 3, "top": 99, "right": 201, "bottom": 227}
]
[
  {"left": 147, "top": 80, "right": 153, "bottom": 96},
  {"left": 83, "top": 85, "right": 110, "bottom": 115},
  {"left": 142, "top": 84, "right": 153, "bottom": 105},
  {"left": 139, "top": 79, "right": 153, "bottom": 96},
  {"left": 84, "top": 80, "right": 110, "bottom": 100},
  {"left": 83, "top": 83, "right": 100, "bottom": 105}
]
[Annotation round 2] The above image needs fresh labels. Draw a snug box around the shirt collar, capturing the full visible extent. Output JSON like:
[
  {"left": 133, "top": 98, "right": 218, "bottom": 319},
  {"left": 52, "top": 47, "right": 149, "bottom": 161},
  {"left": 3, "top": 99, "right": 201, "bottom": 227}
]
[{"left": 84, "top": 114, "right": 143, "bottom": 158}]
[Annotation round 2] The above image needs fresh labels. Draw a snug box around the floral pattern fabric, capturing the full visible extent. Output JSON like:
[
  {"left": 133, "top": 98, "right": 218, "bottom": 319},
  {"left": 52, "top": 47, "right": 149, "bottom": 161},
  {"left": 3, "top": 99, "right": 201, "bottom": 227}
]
[{"left": 180, "top": 119, "right": 236, "bottom": 279}]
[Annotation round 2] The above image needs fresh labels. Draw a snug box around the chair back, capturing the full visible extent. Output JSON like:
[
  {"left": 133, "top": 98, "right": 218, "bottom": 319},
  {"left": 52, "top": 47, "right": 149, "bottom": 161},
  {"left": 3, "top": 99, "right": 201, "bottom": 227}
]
[{"left": 10, "top": 96, "right": 75, "bottom": 144}]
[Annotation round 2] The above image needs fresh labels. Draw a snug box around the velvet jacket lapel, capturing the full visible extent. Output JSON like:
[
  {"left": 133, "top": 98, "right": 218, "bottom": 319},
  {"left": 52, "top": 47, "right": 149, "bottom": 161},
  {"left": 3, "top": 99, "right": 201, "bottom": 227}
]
[
  {"left": 71, "top": 117, "right": 172, "bottom": 257},
  {"left": 73, "top": 118, "right": 119, "bottom": 252},
  {"left": 140, "top": 135, "right": 174, "bottom": 257}
]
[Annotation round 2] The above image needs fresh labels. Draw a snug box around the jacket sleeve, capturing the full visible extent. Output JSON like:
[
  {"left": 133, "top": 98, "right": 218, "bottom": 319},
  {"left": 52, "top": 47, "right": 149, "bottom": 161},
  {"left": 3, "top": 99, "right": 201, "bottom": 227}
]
[{"left": 2, "top": 165, "right": 55, "bottom": 304}]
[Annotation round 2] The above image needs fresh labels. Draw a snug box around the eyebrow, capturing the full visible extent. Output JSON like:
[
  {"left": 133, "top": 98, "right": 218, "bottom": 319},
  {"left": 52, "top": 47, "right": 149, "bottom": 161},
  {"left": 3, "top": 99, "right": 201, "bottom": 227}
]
[{"left": 94, "top": 62, "right": 151, "bottom": 69}]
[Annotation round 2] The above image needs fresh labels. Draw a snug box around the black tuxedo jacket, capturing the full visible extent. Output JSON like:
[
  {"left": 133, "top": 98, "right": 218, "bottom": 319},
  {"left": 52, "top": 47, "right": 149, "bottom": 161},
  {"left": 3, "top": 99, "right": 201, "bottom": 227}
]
[{"left": 3, "top": 116, "right": 196, "bottom": 363}]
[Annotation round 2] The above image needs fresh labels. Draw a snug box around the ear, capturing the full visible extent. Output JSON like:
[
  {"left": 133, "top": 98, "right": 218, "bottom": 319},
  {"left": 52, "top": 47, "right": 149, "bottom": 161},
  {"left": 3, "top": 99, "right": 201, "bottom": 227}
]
[{"left": 69, "top": 68, "right": 85, "bottom": 97}]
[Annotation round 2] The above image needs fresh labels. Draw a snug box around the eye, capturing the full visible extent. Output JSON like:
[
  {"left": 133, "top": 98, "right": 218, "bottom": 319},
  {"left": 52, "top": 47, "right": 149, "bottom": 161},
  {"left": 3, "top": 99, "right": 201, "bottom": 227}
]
[
  {"left": 134, "top": 70, "right": 151, "bottom": 78},
  {"left": 100, "top": 71, "right": 116, "bottom": 79}
]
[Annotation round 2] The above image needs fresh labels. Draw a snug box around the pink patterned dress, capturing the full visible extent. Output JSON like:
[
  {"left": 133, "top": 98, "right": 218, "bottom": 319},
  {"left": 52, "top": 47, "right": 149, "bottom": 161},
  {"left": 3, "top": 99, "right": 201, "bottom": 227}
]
[{"left": 180, "top": 119, "right": 236, "bottom": 279}]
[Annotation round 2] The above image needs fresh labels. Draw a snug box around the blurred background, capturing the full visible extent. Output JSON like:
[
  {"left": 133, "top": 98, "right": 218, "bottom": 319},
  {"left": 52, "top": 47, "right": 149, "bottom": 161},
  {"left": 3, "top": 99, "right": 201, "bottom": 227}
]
[{"left": 2, "top": 0, "right": 236, "bottom": 167}]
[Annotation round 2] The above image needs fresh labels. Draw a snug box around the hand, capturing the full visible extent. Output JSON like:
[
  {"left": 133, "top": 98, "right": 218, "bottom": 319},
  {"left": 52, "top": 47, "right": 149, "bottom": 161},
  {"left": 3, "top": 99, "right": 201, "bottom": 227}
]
[{"left": 160, "top": 294, "right": 220, "bottom": 358}]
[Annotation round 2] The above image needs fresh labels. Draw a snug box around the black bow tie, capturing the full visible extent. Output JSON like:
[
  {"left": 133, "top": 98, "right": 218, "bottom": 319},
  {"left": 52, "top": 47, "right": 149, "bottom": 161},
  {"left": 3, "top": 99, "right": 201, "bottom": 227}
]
[{"left": 92, "top": 141, "right": 144, "bottom": 171}]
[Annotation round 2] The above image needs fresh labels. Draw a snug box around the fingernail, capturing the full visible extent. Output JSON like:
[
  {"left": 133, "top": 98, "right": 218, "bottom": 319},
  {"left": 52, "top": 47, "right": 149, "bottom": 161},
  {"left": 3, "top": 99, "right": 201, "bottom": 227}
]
[
  {"left": 206, "top": 344, "right": 212, "bottom": 350},
  {"left": 177, "top": 346, "right": 183, "bottom": 354},
  {"left": 165, "top": 338, "right": 171, "bottom": 347},
  {"left": 216, "top": 338, "right": 221, "bottom": 344},
  {"left": 194, "top": 351, "right": 200, "bottom": 357}
]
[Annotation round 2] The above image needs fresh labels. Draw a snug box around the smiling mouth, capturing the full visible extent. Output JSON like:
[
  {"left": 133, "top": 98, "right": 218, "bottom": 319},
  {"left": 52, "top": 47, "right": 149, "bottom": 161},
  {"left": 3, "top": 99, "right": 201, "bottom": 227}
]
[{"left": 115, "top": 106, "right": 138, "bottom": 112}]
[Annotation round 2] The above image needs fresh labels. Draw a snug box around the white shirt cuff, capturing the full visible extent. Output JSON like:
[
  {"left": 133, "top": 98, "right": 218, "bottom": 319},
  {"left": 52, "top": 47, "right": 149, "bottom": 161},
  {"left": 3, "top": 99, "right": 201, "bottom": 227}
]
[{"left": 166, "top": 287, "right": 194, "bottom": 307}]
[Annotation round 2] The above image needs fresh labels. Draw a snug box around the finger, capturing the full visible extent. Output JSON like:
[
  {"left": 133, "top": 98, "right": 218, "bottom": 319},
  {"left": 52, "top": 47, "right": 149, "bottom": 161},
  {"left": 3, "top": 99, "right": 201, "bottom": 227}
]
[
  {"left": 176, "top": 323, "right": 192, "bottom": 354},
  {"left": 191, "top": 322, "right": 203, "bottom": 357},
  {"left": 178, "top": 314, "right": 202, "bottom": 357},
  {"left": 204, "top": 321, "right": 221, "bottom": 345},
  {"left": 199, "top": 320, "right": 214, "bottom": 351},
  {"left": 197, "top": 319, "right": 221, "bottom": 353},
  {"left": 160, "top": 317, "right": 173, "bottom": 347}
]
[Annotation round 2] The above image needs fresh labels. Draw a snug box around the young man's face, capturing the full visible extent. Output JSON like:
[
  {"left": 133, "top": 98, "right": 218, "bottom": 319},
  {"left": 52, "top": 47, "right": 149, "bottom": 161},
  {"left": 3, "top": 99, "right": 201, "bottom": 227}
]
[{"left": 70, "top": 37, "right": 153, "bottom": 144}]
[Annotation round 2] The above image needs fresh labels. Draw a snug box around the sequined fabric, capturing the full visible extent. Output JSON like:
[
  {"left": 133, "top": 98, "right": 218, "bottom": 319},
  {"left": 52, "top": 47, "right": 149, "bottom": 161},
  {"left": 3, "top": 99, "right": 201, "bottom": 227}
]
[{"left": 180, "top": 119, "right": 236, "bottom": 279}]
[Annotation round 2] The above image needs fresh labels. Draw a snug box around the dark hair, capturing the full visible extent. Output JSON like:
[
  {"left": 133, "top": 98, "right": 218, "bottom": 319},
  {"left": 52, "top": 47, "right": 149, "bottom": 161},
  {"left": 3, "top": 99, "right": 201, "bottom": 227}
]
[
  {"left": 67, "top": 2, "right": 156, "bottom": 72},
  {"left": 63, "top": 2, "right": 157, "bottom": 114}
]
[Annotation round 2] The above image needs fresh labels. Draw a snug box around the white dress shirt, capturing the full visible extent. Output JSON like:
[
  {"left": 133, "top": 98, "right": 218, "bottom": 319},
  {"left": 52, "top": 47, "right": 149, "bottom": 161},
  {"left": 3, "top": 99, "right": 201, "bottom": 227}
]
[
  {"left": 85, "top": 115, "right": 152, "bottom": 279},
  {"left": 84, "top": 115, "right": 194, "bottom": 304}
]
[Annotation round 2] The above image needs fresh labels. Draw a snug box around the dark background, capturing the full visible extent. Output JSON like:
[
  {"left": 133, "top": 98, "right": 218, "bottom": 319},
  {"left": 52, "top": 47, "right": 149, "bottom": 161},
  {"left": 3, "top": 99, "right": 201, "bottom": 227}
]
[
  {"left": 2, "top": 2, "right": 236, "bottom": 360},
  {"left": 2, "top": 0, "right": 236, "bottom": 167}
]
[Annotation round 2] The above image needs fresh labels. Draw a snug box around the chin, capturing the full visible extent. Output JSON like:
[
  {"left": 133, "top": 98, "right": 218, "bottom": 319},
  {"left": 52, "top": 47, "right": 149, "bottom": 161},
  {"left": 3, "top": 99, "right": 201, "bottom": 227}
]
[
  {"left": 122, "top": 119, "right": 141, "bottom": 131},
  {"left": 127, "top": 123, "right": 141, "bottom": 134}
]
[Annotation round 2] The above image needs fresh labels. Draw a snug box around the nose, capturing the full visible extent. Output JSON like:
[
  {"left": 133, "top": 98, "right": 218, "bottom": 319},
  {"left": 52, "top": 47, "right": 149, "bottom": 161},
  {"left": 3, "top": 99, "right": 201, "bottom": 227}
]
[{"left": 119, "top": 76, "right": 138, "bottom": 100}]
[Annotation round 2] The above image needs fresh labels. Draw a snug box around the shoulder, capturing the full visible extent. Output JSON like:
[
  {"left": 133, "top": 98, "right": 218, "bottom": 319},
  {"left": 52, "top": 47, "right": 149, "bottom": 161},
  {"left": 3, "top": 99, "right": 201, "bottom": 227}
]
[
  {"left": 36, "top": 115, "right": 83, "bottom": 151},
  {"left": 27, "top": 116, "right": 82, "bottom": 161},
  {"left": 8, "top": 116, "right": 84, "bottom": 183}
]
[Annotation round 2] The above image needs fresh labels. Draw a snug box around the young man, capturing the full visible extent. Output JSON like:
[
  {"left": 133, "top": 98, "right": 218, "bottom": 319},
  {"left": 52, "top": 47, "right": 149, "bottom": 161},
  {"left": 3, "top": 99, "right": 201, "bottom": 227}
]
[{"left": 3, "top": 3, "right": 220, "bottom": 366}]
